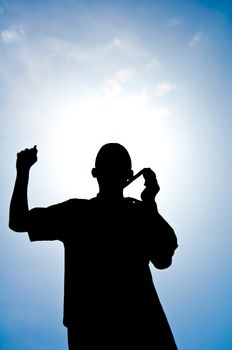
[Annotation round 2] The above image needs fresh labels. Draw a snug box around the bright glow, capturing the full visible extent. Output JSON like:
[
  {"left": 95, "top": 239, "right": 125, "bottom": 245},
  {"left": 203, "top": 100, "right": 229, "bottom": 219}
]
[
  {"left": 155, "top": 81, "right": 176, "bottom": 96},
  {"left": 2, "top": 1, "right": 232, "bottom": 350},
  {"left": 51, "top": 90, "right": 173, "bottom": 198}
]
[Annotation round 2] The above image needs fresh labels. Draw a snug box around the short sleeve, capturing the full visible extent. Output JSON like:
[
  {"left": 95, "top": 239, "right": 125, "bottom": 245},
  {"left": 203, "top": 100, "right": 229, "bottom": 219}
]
[{"left": 27, "top": 200, "right": 73, "bottom": 242}]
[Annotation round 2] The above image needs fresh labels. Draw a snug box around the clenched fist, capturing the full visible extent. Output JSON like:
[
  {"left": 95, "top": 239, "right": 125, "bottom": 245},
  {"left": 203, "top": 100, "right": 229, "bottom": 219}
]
[
  {"left": 141, "top": 168, "right": 160, "bottom": 203},
  {"left": 16, "top": 145, "right": 38, "bottom": 171}
]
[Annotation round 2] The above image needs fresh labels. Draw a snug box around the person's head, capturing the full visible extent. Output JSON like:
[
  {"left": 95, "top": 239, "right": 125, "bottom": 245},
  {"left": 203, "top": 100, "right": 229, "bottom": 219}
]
[{"left": 92, "top": 143, "right": 133, "bottom": 191}]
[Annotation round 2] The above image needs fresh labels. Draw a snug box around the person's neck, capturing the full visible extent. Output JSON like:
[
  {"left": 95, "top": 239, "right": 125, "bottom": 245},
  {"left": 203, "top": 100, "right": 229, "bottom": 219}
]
[{"left": 97, "top": 188, "right": 124, "bottom": 201}]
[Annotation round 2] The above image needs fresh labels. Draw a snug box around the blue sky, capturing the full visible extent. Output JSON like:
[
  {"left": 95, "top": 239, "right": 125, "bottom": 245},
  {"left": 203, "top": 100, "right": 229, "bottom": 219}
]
[{"left": 1, "top": 0, "right": 232, "bottom": 349}]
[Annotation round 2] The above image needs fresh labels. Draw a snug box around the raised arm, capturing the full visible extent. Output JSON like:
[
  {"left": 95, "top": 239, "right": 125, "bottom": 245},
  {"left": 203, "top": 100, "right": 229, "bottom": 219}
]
[
  {"left": 141, "top": 168, "right": 178, "bottom": 269},
  {"left": 9, "top": 146, "right": 38, "bottom": 232}
]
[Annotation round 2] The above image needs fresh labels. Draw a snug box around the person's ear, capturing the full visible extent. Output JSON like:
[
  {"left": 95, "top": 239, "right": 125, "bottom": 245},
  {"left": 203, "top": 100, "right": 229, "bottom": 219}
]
[{"left": 91, "top": 168, "right": 97, "bottom": 178}]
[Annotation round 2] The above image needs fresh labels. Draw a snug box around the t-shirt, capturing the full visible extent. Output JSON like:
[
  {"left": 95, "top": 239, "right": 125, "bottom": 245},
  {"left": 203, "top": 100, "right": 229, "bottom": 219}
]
[{"left": 28, "top": 195, "right": 178, "bottom": 349}]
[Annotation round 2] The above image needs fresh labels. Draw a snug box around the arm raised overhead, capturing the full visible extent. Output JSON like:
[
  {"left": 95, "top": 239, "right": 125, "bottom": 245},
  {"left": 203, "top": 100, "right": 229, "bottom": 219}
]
[{"left": 9, "top": 146, "right": 38, "bottom": 232}]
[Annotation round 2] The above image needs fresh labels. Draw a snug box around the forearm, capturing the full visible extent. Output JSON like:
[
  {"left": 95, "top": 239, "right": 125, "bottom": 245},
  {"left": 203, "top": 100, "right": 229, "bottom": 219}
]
[
  {"left": 150, "top": 212, "right": 178, "bottom": 269},
  {"left": 9, "top": 169, "right": 30, "bottom": 232}
]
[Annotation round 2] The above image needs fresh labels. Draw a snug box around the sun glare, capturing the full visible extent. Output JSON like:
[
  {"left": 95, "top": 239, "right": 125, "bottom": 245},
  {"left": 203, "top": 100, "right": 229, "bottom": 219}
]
[{"left": 49, "top": 90, "right": 173, "bottom": 199}]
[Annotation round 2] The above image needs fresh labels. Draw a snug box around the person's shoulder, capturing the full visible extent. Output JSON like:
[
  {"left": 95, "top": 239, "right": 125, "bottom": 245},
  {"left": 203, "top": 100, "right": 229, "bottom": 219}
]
[
  {"left": 50, "top": 198, "right": 88, "bottom": 210},
  {"left": 63, "top": 198, "right": 91, "bottom": 208},
  {"left": 65, "top": 198, "right": 89, "bottom": 204}
]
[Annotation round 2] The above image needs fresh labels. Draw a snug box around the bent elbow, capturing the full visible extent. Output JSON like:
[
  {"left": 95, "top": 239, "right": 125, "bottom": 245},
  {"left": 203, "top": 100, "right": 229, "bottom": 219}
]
[
  {"left": 152, "top": 257, "right": 173, "bottom": 270},
  {"left": 9, "top": 210, "right": 30, "bottom": 232},
  {"left": 9, "top": 220, "right": 28, "bottom": 232}
]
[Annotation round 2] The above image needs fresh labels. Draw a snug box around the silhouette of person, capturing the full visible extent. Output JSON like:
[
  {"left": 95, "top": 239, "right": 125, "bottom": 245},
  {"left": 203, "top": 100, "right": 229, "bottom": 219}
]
[{"left": 9, "top": 143, "right": 178, "bottom": 349}]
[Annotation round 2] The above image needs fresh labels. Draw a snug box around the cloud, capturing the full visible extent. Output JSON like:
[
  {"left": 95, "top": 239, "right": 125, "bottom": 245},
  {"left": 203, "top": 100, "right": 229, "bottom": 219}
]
[
  {"left": 102, "top": 68, "right": 134, "bottom": 97},
  {"left": 154, "top": 81, "right": 176, "bottom": 97},
  {"left": 1, "top": 26, "right": 25, "bottom": 44},
  {"left": 102, "top": 79, "right": 122, "bottom": 97},
  {"left": 110, "top": 37, "right": 123, "bottom": 48},
  {"left": 117, "top": 68, "right": 133, "bottom": 83},
  {"left": 188, "top": 32, "right": 202, "bottom": 49}
]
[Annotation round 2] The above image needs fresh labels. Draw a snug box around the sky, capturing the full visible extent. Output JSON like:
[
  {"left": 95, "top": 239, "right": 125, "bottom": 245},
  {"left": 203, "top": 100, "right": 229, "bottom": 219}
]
[{"left": 1, "top": 0, "right": 232, "bottom": 349}]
